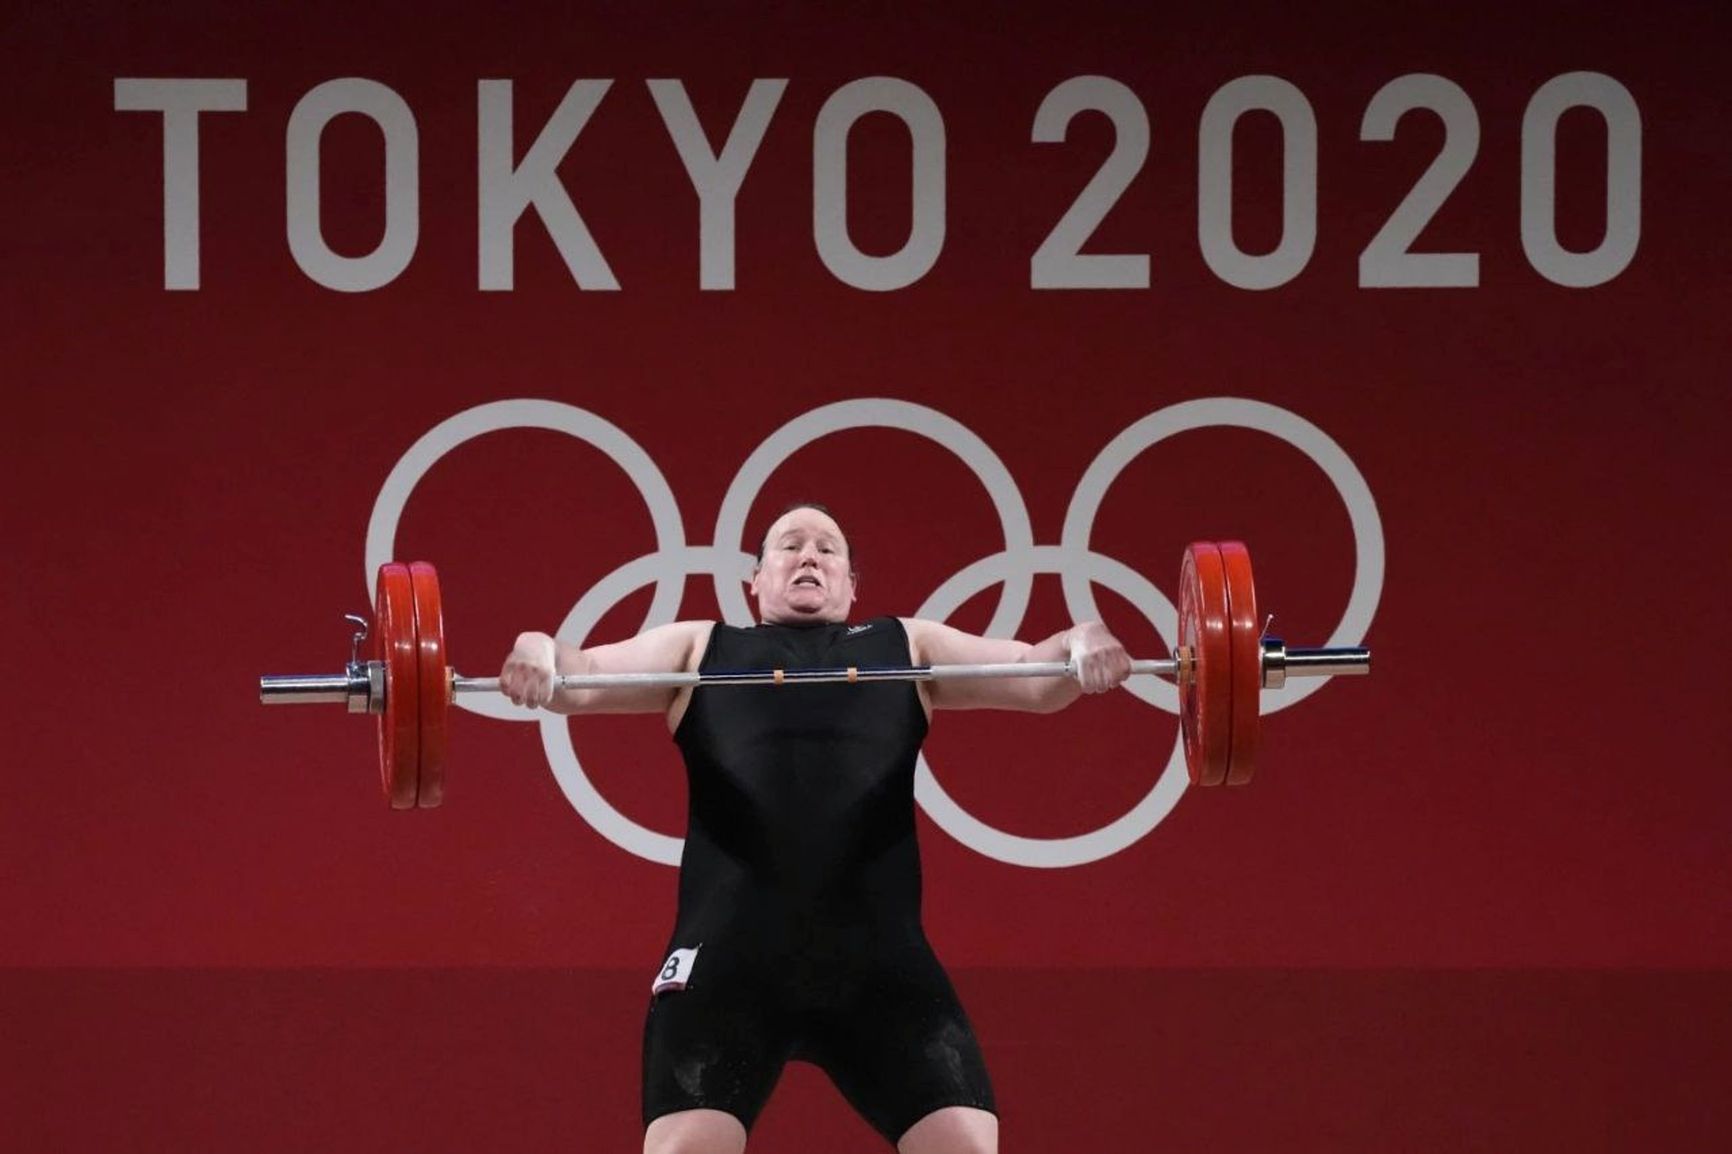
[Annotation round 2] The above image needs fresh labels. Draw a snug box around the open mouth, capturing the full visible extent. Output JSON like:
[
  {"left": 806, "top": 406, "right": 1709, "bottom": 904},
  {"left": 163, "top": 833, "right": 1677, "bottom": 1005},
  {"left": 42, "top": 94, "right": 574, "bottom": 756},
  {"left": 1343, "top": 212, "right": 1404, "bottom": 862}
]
[{"left": 792, "top": 575, "right": 822, "bottom": 589}]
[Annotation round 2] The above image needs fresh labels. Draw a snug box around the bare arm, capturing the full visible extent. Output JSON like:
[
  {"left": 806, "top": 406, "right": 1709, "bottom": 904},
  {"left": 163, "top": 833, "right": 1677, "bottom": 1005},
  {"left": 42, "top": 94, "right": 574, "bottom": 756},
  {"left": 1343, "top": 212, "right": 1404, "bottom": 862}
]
[
  {"left": 500, "top": 620, "right": 714, "bottom": 715},
  {"left": 900, "top": 618, "right": 1131, "bottom": 713}
]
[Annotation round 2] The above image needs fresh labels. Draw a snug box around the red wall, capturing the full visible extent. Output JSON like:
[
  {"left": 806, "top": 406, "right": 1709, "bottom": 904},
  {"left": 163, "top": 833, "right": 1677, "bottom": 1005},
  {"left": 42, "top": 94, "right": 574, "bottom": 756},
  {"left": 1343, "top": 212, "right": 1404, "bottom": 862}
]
[{"left": 5, "top": 1, "right": 1728, "bottom": 1149}]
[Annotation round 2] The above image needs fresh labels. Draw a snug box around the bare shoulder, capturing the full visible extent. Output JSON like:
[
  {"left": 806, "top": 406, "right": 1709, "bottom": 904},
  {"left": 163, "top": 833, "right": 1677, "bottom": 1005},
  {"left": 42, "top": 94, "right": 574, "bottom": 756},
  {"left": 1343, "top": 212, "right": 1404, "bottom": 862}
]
[
  {"left": 897, "top": 617, "right": 1051, "bottom": 712},
  {"left": 585, "top": 619, "right": 716, "bottom": 675},
  {"left": 658, "top": 619, "right": 717, "bottom": 672},
  {"left": 899, "top": 617, "right": 932, "bottom": 663},
  {"left": 679, "top": 620, "right": 718, "bottom": 671},
  {"left": 663, "top": 620, "right": 718, "bottom": 732},
  {"left": 898, "top": 618, "right": 1030, "bottom": 667}
]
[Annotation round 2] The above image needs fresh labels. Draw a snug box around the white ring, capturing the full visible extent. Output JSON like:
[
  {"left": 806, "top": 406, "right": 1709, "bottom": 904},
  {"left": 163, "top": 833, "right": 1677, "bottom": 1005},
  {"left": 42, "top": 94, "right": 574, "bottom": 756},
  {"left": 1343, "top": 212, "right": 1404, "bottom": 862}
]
[
  {"left": 540, "top": 546, "right": 752, "bottom": 865},
  {"left": 365, "top": 399, "right": 686, "bottom": 723},
  {"left": 915, "top": 546, "right": 1186, "bottom": 868},
  {"left": 1061, "top": 397, "right": 1383, "bottom": 714},
  {"left": 712, "top": 398, "right": 1036, "bottom": 637}
]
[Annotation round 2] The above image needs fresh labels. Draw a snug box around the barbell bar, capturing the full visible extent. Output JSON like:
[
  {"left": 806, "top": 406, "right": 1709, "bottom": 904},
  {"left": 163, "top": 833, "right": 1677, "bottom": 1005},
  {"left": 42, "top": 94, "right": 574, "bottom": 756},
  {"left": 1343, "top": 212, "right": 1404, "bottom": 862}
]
[{"left": 262, "top": 652, "right": 1368, "bottom": 699}]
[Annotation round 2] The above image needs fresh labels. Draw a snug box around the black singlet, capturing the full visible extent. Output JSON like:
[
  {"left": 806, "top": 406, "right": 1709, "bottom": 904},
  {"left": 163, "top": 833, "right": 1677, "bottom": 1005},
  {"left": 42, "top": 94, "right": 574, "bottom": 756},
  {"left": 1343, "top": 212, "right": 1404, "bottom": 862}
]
[{"left": 641, "top": 618, "right": 995, "bottom": 1143}]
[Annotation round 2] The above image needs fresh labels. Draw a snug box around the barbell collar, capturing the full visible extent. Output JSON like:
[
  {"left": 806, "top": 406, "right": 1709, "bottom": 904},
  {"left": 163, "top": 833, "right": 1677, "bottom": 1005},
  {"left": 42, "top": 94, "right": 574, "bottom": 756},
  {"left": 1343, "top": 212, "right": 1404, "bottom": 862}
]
[
  {"left": 261, "top": 673, "right": 355, "bottom": 704},
  {"left": 260, "top": 662, "right": 383, "bottom": 713},
  {"left": 1280, "top": 645, "right": 1370, "bottom": 679}
]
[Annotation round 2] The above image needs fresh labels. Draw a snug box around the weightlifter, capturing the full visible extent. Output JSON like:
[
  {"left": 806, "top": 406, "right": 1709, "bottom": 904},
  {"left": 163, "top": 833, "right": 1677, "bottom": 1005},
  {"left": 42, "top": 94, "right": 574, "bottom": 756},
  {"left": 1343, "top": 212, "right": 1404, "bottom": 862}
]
[{"left": 498, "top": 503, "right": 1133, "bottom": 1154}]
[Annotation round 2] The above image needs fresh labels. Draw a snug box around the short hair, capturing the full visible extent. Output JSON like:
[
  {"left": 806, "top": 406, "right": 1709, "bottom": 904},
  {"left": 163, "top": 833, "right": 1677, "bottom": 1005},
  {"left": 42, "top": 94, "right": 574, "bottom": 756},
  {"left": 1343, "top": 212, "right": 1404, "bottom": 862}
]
[{"left": 755, "top": 502, "right": 854, "bottom": 572}]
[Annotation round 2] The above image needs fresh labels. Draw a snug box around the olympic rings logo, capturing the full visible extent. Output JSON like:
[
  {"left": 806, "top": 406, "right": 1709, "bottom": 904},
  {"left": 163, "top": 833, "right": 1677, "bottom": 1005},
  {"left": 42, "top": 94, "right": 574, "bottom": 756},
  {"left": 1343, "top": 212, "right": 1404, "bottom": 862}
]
[{"left": 365, "top": 398, "right": 1383, "bottom": 869}]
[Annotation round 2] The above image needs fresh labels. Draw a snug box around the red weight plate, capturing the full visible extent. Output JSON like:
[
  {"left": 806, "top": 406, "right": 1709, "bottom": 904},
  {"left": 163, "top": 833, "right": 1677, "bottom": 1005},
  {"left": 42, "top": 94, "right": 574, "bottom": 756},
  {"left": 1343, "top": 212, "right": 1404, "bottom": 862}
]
[
  {"left": 1178, "top": 542, "right": 1232, "bottom": 787},
  {"left": 373, "top": 563, "right": 420, "bottom": 810},
  {"left": 408, "top": 561, "right": 448, "bottom": 809},
  {"left": 1218, "top": 541, "right": 1262, "bottom": 786}
]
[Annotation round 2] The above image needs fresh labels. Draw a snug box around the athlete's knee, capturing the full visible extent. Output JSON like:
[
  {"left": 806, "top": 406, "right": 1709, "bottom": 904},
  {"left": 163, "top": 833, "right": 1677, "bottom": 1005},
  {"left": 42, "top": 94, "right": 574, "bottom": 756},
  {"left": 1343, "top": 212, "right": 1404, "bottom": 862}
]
[
  {"left": 897, "top": 1106, "right": 998, "bottom": 1154},
  {"left": 643, "top": 1108, "right": 748, "bottom": 1154}
]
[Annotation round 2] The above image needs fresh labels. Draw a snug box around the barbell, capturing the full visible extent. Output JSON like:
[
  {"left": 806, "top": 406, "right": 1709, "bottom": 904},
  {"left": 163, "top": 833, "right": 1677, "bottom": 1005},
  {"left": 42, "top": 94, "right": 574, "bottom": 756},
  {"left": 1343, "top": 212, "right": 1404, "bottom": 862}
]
[{"left": 259, "top": 541, "right": 1369, "bottom": 808}]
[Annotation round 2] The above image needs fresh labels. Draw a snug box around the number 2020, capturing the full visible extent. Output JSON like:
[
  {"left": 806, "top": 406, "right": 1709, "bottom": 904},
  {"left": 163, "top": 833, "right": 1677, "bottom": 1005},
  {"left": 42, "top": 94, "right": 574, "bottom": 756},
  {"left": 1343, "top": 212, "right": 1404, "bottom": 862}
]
[{"left": 1031, "top": 71, "right": 1640, "bottom": 291}]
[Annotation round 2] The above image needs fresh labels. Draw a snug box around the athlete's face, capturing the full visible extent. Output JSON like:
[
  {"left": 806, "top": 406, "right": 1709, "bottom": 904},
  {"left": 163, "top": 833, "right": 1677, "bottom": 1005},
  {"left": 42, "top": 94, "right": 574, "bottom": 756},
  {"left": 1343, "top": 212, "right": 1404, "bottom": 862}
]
[{"left": 751, "top": 507, "right": 856, "bottom": 625}]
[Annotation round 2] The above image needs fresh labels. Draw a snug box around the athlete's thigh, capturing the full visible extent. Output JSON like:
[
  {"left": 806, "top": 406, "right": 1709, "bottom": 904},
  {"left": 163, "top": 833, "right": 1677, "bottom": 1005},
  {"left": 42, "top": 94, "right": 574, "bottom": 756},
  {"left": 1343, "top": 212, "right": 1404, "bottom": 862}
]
[
  {"left": 812, "top": 947, "right": 996, "bottom": 1144},
  {"left": 642, "top": 979, "right": 788, "bottom": 1134}
]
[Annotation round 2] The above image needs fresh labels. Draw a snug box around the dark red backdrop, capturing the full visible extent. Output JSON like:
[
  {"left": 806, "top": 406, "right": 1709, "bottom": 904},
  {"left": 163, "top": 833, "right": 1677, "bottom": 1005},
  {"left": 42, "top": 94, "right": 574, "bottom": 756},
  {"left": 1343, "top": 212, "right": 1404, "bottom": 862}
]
[{"left": 5, "top": 1, "right": 1728, "bottom": 1150}]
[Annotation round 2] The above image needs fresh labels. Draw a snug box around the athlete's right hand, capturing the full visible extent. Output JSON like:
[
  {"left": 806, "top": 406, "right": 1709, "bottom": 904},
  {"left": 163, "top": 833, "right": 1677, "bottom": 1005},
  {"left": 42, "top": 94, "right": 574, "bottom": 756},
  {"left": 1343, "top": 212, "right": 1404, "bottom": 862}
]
[{"left": 501, "top": 632, "right": 559, "bottom": 708}]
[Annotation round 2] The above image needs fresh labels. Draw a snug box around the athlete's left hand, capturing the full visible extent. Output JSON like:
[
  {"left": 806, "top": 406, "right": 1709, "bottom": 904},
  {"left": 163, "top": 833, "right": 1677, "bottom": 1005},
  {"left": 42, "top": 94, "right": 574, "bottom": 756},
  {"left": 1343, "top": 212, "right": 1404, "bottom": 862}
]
[{"left": 1068, "top": 621, "right": 1133, "bottom": 694}]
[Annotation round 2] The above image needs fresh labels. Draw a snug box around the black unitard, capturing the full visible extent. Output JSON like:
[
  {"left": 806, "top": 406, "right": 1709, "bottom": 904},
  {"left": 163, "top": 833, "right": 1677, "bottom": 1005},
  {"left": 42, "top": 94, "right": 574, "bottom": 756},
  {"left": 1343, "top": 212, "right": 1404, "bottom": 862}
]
[{"left": 641, "top": 618, "right": 995, "bottom": 1143}]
